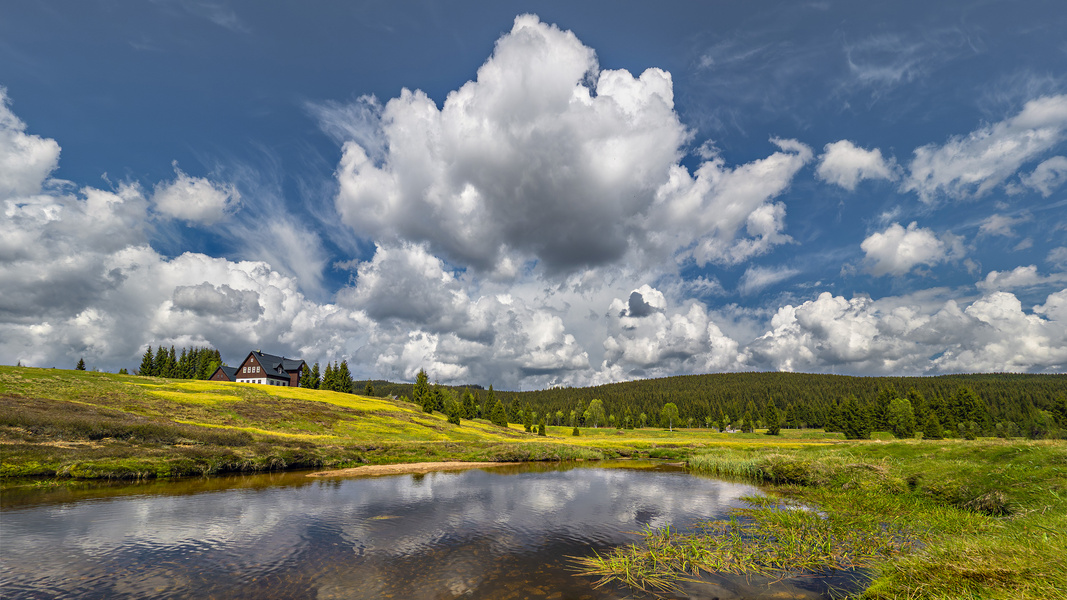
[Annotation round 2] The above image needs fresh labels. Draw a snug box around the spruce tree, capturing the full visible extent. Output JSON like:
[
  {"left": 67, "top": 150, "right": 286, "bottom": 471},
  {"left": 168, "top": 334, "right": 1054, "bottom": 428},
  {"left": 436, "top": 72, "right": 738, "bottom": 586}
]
[
  {"left": 118, "top": 368, "right": 128, "bottom": 375},
  {"left": 923, "top": 411, "right": 944, "bottom": 439},
  {"left": 337, "top": 360, "right": 353, "bottom": 393},
  {"left": 154, "top": 346, "right": 168, "bottom": 377},
  {"left": 323, "top": 362, "right": 335, "bottom": 391},
  {"left": 166, "top": 346, "right": 178, "bottom": 378},
  {"left": 537, "top": 415, "right": 547, "bottom": 436},
  {"left": 740, "top": 410, "right": 754, "bottom": 433},
  {"left": 299, "top": 363, "right": 314, "bottom": 389},
  {"left": 76, "top": 358, "right": 86, "bottom": 371},
  {"left": 841, "top": 395, "right": 871, "bottom": 440},
  {"left": 310, "top": 362, "right": 321, "bottom": 389},
  {"left": 139, "top": 346, "right": 155, "bottom": 376},
  {"left": 413, "top": 369, "right": 431, "bottom": 412},
  {"left": 462, "top": 389, "right": 477, "bottom": 419},
  {"left": 365, "top": 382, "right": 375, "bottom": 396},
  {"left": 765, "top": 399, "right": 781, "bottom": 435},
  {"left": 490, "top": 398, "right": 508, "bottom": 427}
]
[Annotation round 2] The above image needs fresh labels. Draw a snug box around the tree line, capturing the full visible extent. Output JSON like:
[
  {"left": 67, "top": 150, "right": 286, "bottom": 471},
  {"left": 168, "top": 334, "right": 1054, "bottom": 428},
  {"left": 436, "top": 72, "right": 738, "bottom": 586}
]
[
  {"left": 137, "top": 345, "right": 224, "bottom": 380},
  {"left": 357, "top": 371, "right": 1067, "bottom": 440}
]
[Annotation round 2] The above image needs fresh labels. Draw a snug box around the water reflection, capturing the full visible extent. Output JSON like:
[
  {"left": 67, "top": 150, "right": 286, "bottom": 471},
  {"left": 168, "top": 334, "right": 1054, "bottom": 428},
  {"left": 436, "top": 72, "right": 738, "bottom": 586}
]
[{"left": 2, "top": 462, "right": 859, "bottom": 599}]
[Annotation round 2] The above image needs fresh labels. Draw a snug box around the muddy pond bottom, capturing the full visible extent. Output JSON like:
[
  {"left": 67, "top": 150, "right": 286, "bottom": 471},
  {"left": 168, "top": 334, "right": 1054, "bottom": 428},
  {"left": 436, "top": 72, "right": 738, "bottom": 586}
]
[{"left": 2, "top": 461, "right": 866, "bottom": 599}]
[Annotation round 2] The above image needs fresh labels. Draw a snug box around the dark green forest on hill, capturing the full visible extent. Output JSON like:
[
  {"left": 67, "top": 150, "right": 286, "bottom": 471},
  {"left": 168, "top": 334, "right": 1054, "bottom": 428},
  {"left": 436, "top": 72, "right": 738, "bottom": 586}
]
[{"left": 356, "top": 372, "right": 1067, "bottom": 439}]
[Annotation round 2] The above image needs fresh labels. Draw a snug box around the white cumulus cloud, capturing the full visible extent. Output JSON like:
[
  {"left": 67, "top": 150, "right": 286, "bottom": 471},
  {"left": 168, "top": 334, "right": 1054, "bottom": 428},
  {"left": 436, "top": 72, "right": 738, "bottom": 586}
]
[
  {"left": 860, "top": 222, "right": 960, "bottom": 276},
  {"left": 327, "top": 15, "right": 811, "bottom": 275},
  {"left": 151, "top": 164, "right": 240, "bottom": 225},
  {"left": 747, "top": 288, "right": 1067, "bottom": 374},
  {"left": 815, "top": 140, "right": 897, "bottom": 190},
  {"left": 0, "top": 88, "right": 61, "bottom": 199},
  {"left": 976, "top": 265, "right": 1067, "bottom": 293}
]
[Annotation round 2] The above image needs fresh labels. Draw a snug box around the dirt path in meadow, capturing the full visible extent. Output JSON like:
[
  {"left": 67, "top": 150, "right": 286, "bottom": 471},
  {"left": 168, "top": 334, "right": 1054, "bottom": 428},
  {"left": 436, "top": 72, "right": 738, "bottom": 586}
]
[{"left": 306, "top": 461, "right": 515, "bottom": 478}]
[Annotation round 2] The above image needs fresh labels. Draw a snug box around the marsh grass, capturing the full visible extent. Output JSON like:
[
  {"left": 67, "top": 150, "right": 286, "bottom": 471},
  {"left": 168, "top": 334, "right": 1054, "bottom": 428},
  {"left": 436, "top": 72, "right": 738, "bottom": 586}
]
[{"left": 576, "top": 440, "right": 1067, "bottom": 599}]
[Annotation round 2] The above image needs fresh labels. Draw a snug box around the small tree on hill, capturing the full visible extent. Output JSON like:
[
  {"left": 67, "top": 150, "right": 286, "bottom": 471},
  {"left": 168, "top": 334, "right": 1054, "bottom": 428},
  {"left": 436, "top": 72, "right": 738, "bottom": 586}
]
[
  {"left": 538, "top": 415, "right": 547, "bottom": 436},
  {"left": 118, "top": 368, "right": 128, "bottom": 375},
  {"left": 462, "top": 389, "right": 477, "bottom": 419},
  {"left": 310, "top": 362, "right": 320, "bottom": 389},
  {"left": 490, "top": 397, "right": 509, "bottom": 427},
  {"left": 413, "top": 369, "right": 431, "bottom": 412},
  {"left": 661, "top": 402, "right": 679, "bottom": 432},
  {"left": 139, "top": 346, "right": 155, "bottom": 376},
  {"left": 337, "top": 360, "right": 353, "bottom": 393}
]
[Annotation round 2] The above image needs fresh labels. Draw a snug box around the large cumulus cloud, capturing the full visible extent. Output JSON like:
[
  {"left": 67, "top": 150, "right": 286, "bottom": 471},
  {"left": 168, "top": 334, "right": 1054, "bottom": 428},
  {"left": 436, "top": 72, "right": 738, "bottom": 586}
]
[
  {"left": 747, "top": 288, "right": 1067, "bottom": 374},
  {"left": 329, "top": 15, "right": 810, "bottom": 275}
]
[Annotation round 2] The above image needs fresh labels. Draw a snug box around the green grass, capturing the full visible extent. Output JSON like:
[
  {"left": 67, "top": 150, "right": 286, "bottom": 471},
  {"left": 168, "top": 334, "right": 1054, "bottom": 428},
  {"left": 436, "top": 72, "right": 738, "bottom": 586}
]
[
  {"left": 4, "top": 366, "right": 1066, "bottom": 599},
  {"left": 579, "top": 439, "right": 1067, "bottom": 599}
]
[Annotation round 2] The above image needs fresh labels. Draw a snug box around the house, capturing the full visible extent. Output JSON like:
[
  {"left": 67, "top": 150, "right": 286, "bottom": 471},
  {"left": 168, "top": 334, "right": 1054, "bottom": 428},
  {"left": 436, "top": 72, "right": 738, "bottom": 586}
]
[
  {"left": 209, "top": 365, "right": 239, "bottom": 382},
  {"left": 209, "top": 351, "right": 306, "bottom": 387}
]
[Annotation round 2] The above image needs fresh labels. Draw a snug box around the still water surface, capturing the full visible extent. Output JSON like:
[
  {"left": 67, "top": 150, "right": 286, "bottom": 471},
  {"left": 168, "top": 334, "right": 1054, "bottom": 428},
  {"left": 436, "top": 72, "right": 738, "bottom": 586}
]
[{"left": 2, "top": 461, "right": 860, "bottom": 599}]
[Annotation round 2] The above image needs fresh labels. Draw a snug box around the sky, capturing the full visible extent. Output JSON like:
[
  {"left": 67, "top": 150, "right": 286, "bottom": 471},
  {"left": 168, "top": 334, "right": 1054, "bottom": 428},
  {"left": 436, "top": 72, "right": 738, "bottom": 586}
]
[{"left": 2, "top": 1, "right": 1066, "bottom": 389}]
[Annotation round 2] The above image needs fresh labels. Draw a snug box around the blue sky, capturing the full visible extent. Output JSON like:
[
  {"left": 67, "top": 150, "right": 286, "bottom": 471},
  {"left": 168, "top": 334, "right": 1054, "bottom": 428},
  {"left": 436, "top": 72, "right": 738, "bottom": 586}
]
[{"left": 2, "top": 1, "right": 1066, "bottom": 388}]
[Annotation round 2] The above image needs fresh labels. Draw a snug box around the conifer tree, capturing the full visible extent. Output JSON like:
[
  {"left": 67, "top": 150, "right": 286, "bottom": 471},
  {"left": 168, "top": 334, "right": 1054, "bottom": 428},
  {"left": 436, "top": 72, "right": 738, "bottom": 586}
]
[
  {"left": 413, "top": 369, "right": 431, "bottom": 410},
  {"left": 462, "top": 389, "right": 477, "bottom": 419},
  {"left": 740, "top": 410, "right": 754, "bottom": 433},
  {"left": 154, "top": 346, "right": 168, "bottom": 377},
  {"left": 139, "top": 346, "right": 155, "bottom": 376},
  {"left": 310, "top": 362, "right": 320, "bottom": 389},
  {"left": 841, "top": 395, "right": 872, "bottom": 439},
  {"left": 365, "top": 382, "right": 375, "bottom": 396},
  {"left": 323, "top": 362, "right": 335, "bottom": 391},
  {"left": 413, "top": 369, "right": 431, "bottom": 412},
  {"left": 118, "top": 368, "right": 128, "bottom": 375},
  {"left": 337, "top": 360, "right": 353, "bottom": 393},
  {"left": 299, "top": 363, "right": 314, "bottom": 389},
  {"left": 537, "top": 415, "right": 547, "bottom": 436},
  {"left": 923, "top": 411, "right": 944, "bottom": 439},
  {"left": 765, "top": 399, "right": 781, "bottom": 435},
  {"left": 784, "top": 403, "right": 798, "bottom": 428},
  {"left": 76, "top": 358, "right": 86, "bottom": 371},
  {"left": 166, "top": 346, "right": 178, "bottom": 378},
  {"left": 490, "top": 396, "right": 508, "bottom": 427},
  {"left": 431, "top": 383, "right": 444, "bottom": 412}
]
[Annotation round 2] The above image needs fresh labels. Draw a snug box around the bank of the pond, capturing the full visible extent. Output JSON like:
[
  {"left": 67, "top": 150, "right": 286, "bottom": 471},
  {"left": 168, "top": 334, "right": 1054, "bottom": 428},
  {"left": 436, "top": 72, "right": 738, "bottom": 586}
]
[
  {"left": 307, "top": 460, "right": 517, "bottom": 477},
  {"left": 582, "top": 439, "right": 1067, "bottom": 600},
  {"left": 0, "top": 366, "right": 831, "bottom": 482}
]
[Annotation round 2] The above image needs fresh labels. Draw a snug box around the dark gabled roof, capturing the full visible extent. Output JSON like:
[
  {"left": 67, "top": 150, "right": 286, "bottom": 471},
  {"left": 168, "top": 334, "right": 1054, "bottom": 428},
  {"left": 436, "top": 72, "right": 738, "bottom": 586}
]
[
  {"left": 212, "top": 365, "right": 239, "bottom": 381},
  {"left": 250, "top": 351, "right": 305, "bottom": 379}
]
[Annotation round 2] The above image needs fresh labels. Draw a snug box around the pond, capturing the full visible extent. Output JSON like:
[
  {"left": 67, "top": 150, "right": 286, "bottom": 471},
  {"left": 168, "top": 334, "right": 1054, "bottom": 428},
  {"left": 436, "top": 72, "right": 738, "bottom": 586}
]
[{"left": 1, "top": 461, "right": 863, "bottom": 599}]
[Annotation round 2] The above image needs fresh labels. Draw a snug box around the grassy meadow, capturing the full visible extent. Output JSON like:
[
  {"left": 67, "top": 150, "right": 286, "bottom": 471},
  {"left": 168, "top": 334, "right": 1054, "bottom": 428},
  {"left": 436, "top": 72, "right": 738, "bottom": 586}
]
[{"left": 2, "top": 365, "right": 1066, "bottom": 599}]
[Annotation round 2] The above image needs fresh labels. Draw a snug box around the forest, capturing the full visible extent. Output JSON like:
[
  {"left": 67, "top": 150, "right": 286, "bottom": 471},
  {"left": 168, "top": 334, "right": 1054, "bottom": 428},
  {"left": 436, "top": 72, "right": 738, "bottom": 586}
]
[{"left": 355, "top": 371, "right": 1067, "bottom": 439}]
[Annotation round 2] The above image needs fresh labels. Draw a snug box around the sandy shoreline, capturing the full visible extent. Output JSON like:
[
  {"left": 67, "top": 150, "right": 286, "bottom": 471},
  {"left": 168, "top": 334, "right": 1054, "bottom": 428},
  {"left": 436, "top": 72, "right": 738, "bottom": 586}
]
[{"left": 306, "top": 461, "right": 516, "bottom": 478}]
